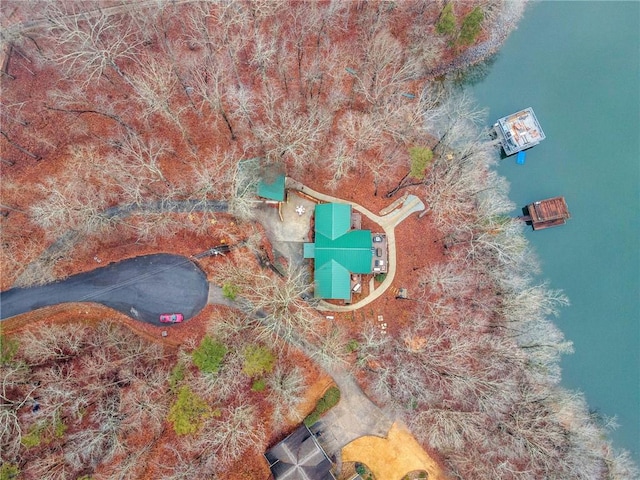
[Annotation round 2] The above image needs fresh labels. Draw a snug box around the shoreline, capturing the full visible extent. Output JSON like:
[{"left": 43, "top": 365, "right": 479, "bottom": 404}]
[{"left": 426, "top": 1, "right": 528, "bottom": 79}]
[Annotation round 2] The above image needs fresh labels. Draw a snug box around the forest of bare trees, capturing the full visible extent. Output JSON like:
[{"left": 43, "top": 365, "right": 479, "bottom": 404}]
[
  {"left": 1, "top": 313, "right": 319, "bottom": 479},
  {"left": 355, "top": 91, "right": 638, "bottom": 479},
  {"left": 1, "top": 1, "right": 637, "bottom": 479},
  {"left": 0, "top": 0, "right": 454, "bottom": 287}
]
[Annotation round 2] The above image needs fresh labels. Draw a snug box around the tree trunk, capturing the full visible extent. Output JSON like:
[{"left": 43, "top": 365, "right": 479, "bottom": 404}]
[
  {"left": 44, "top": 105, "right": 133, "bottom": 131},
  {"left": 384, "top": 172, "right": 423, "bottom": 198},
  {"left": 0, "top": 131, "right": 40, "bottom": 160}
]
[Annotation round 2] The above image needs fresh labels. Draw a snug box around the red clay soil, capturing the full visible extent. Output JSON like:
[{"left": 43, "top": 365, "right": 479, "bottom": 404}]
[
  {"left": 1, "top": 159, "right": 445, "bottom": 480},
  {"left": 0, "top": 2, "right": 498, "bottom": 477}
]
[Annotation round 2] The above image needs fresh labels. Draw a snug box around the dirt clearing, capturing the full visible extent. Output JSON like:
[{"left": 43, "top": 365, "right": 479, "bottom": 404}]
[{"left": 341, "top": 422, "right": 450, "bottom": 480}]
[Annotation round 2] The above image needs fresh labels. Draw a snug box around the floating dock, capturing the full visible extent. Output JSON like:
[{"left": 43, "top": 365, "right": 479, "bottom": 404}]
[
  {"left": 494, "top": 107, "right": 545, "bottom": 156},
  {"left": 521, "top": 196, "right": 571, "bottom": 230}
]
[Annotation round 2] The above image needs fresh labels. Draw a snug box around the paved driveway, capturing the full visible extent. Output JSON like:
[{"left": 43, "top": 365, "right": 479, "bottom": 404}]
[
  {"left": 0, "top": 254, "right": 209, "bottom": 324},
  {"left": 309, "top": 371, "right": 393, "bottom": 457},
  {"left": 255, "top": 191, "right": 317, "bottom": 272}
]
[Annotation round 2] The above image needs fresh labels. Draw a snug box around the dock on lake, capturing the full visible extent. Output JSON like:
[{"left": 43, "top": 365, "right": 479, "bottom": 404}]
[
  {"left": 521, "top": 196, "right": 571, "bottom": 230},
  {"left": 493, "top": 107, "right": 545, "bottom": 156}
]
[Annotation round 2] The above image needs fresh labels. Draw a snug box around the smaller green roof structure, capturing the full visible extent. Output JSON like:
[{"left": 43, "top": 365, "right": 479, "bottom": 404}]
[
  {"left": 236, "top": 158, "right": 286, "bottom": 201},
  {"left": 304, "top": 203, "right": 372, "bottom": 300},
  {"left": 257, "top": 173, "right": 286, "bottom": 201}
]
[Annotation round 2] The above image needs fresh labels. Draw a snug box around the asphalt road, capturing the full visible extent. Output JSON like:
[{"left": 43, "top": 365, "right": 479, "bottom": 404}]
[{"left": 0, "top": 254, "right": 209, "bottom": 325}]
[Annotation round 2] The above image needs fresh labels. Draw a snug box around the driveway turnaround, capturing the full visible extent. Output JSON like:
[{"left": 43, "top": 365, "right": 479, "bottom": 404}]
[{"left": 0, "top": 254, "right": 209, "bottom": 324}]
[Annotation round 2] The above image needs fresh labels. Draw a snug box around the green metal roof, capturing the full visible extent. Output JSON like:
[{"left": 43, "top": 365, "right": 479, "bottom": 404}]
[
  {"left": 257, "top": 173, "right": 285, "bottom": 201},
  {"left": 315, "top": 260, "right": 352, "bottom": 299},
  {"left": 303, "top": 243, "right": 315, "bottom": 258},
  {"left": 307, "top": 203, "right": 372, "bottom": 300},
  {"left": 314, "top": 203, "right": 351, "bottom": 240},
  {"left": 314, "top": 231, "right": 373, "bottom": 273}
]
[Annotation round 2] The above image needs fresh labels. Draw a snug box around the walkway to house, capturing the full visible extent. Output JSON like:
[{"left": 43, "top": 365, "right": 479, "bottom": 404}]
[
  {"left": 285, "top": 179, "right": 425, "bottom": 312},
  {"left": 206, "top": 287, "right": 393, "bottom": 453}
]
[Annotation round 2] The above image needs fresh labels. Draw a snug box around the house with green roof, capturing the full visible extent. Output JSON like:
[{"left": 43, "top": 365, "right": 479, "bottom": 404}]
[{"left": 304, "top": 203, "right": 373, "bottom": 300}]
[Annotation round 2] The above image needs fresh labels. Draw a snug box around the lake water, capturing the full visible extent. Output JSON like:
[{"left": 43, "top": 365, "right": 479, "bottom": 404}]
[{"left": 468, "top": 1, "right": 639, "bottom": 462}]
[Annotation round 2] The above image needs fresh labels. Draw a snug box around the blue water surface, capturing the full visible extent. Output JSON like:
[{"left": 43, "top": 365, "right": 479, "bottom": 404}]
[{"left": 468, "top": 1, "right": 640, "bottom": 462}]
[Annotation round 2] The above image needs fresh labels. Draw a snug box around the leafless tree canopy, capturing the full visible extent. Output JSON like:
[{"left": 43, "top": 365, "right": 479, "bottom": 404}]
[
  {"left": 355, "top": 89, "right": 636, "bottom": 479},
  {"left": 1, "top": 1, "right": 636, "bottom": 478},
  {"left": 1, "top": 322, "right": 169, "bottom": 479}
]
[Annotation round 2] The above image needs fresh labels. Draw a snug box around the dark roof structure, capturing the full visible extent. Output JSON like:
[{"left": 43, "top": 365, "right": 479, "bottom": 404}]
[
  {"left": 526, "top": 196, "right": 571, "bottom": 230},
  {"left": 264, "top": 425, "right": 335, "bottom": 480}
]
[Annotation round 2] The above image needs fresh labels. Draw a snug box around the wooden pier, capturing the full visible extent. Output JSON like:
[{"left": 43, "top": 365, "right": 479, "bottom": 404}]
[{"left": 522, "top": 196, "right": 571, "bottom": 230}]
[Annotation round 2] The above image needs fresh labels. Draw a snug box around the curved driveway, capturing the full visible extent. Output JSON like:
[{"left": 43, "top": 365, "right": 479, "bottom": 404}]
[{"left": 0, "top": 254, "right": 209, "bottom": 324}]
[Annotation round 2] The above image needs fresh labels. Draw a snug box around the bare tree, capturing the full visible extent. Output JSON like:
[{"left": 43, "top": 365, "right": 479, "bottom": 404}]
[
  {"left": 153, "top": 447, "right": 209, "bottom": 480},
  {"left": 405, "top": 20, "right": 446, "bottom": 76},
  {"left": 195, "top": 401, "right": 265, "bottom": 472},
  {"left": 44, "top": 3, "right": 143, "bottom": 86},
  {"left": 27, "top": 145, "right": 120, "bottom": 240},
  {"left": 0, "top": 228, "right": 46, "bottom": 287},
  {"left": 64, "top": 392, "right": 125, "bottom": 469},
  {"left": 20, "top": 451, "right": 70, "bottom": 480},
  {"left": 187, "top": 55, "right": 237, "bottom": 140},
  {"left": 212, "top": 255, "right": 321, "bottom": 348},
  {"left": 0, "top": 359, "right": 31, "bottom": 460},
  {"left": 227, "top": 83, "right": 256, "bottom": 127},
  {"left": 117, "top": 130, "right": 170, "bottom": 184},
  {"left": 28, "top": 175, "right": 112, "bottom": 240},
  {"left": 188, "top": 149, "right": 236, "bottom": 204},
  {"left": 191, "top": 351, "right": 245, "bottom": 403},
  {"left": 267, "top": 364, "right": 307, "bottom": 426},
  {"left": 350, "top": 30, "right": 420, "bottom": 106},
  {"left": 19, "top": 323, "right": 87, "bottom": 365},
  {"left": 119, "top": 372, "right": 169, "bottom": 438},
  {"left": 128, "top": 56, "right": 182, "bottom": 124},
  {"left": 326, "top": 139, "right": 357, "bottom": 191},
  {"left": 606, "top": 450, "right": 640, "bottom": 480},
  {"left": 253, "top": 94, "right": 331, "bottom": 173},
  {"left": 355, "top": 321, "right": 391, "bottom": 369},
  {"left": 312, "top": 324, "right": 351, "bottom": 370},
  {"left": 249, "top": 29, "right": 278, "bottom": 78},
  {"left": 497, "top": 285, "right": 572, "bottom": 385}
]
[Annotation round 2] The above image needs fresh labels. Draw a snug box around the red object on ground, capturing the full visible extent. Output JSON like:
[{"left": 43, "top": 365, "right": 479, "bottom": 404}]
[{"left": 159, "top": 313, "right": 184, "bottom": 323}]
